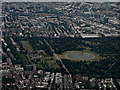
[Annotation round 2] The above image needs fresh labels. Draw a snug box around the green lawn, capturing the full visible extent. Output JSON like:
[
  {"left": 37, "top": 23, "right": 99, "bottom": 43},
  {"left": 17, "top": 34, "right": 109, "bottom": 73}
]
[
  {"left": 20, "top": 54, "right": 28, "bottom": 65},
  {"left": 21, "top": 41, "right": 33, "bottom": 51},
  {"left": 46, "top": 61, "right": 59, "bottom": 69},
  {"left": 37, "top": 62, "right": 44, "bottom": 69}
]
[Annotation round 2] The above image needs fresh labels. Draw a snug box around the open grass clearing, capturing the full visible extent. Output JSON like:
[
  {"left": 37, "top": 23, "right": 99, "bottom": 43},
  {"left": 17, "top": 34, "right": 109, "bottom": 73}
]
[
  {"left": 46, "top": 61, "right": 59, "bottom": 69},
  {"left": 21, "top": 41, "right": 33, "bottom": 51}
]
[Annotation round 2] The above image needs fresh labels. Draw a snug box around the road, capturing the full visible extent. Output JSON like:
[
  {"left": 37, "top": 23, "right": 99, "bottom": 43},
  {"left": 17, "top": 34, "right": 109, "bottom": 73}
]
[{"left": 44, "top": 39, "right": 69, "bottom": 74}]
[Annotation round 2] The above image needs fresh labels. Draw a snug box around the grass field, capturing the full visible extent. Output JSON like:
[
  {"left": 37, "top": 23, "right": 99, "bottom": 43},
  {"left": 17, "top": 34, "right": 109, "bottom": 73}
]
[
  {"left": 21, "top": 41, "right": 33, "bottom": 51},
  {"left": 36, "top": 61, "right": 59, "bottom": 70},
  {"left": 20, "top": 54, "right": 28, "bottom": 65},
  {"left": 46, "top": 61, "right": 59, "bottom": 69},
  {"left": 37, "top": 62, "right": 44, "bottom": 69},
  {"left": 58, "top": 50, "right": 100, "bottom": 61}
]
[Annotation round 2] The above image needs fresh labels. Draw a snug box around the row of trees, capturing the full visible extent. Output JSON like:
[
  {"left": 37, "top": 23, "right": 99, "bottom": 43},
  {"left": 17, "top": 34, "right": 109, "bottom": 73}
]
[{"left": 3, "top": 37, "right": 28, "bottom": 67}]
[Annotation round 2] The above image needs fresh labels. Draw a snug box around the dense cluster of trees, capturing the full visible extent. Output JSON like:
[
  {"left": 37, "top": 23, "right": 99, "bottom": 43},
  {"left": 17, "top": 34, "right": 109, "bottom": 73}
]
[
  {"left": 3, "top": 36, "right": 119, "bottom": 78},
  {"left": 3, "top": 37, "right": 28, "bottom": 67},
  {"left": 46, "top": 38, "right": 84, "bottom": 54},
  {"left": 62, "top": 54, "right": 120, "bottom": 78},
  {"left": 47, "top": 37, "right": 120, "bottom": 55}
]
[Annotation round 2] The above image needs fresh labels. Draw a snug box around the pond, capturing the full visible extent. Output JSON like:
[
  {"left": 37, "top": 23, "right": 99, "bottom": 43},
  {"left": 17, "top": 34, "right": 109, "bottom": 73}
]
[{"left": 66, "top": 52, "right": 95, "bottom": 60}]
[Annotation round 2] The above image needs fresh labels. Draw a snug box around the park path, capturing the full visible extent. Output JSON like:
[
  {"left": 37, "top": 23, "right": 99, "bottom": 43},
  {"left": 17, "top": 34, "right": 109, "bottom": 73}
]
[{"left": 44, "top": 39, "right": 69, "bottom": 74}]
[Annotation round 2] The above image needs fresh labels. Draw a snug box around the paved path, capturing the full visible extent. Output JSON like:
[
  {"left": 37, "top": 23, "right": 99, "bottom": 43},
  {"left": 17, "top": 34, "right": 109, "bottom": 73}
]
[{"left": 44, "top": 39, "right": 69, "bottom": 73}]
